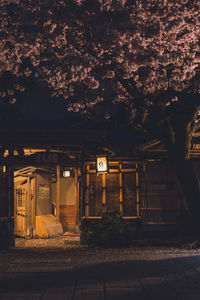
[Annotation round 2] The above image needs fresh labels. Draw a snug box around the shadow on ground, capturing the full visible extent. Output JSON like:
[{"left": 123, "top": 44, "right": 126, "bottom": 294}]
[{"left": 1, "top": 250, "right": 200, "bottom": 293}]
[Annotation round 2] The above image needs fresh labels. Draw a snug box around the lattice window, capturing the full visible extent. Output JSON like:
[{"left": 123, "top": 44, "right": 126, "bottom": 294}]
[{"left": 16, "top": 188, "right": 26, "bottom": 207}]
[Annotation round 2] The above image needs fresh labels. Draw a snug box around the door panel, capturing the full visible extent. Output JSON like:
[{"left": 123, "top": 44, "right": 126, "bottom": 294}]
[
  {"left": 15, "top": 186, "right": 27, "bottom": 237},
  {"left": 123, "top": 172, "right": 137, "bottom": 216}
]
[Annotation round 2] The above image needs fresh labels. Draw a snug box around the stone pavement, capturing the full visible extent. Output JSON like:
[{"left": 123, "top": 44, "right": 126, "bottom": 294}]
[{"left": 1, "top": 238, "right": 200, "bottom": 299}]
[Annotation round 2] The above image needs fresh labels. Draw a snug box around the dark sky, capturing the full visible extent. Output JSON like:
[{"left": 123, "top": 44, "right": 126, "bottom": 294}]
[
  {"left": 0, "top": 81, "right": 85, "bottom": 129},
  {"left": 14, "top": 83, "right": 69, "bottom": 121},
  {"left": 15, "top": 96, "right": 68, "bottom": 120}
]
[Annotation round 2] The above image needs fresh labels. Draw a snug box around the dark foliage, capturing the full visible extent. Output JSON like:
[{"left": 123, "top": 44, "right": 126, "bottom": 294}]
[
  {"left": 0, "top": 219, "right": 15, "bottom": 250},
  {"left": 80, "top": 212, "right": 141, "bottom": 247}
]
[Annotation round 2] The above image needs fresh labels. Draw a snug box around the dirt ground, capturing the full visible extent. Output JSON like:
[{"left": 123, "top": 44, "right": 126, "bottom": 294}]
[
  {"left": 1, "top": 236, "right": 200, "bottom": 299},
  {"left": 15, "top": 233, "right": 81, "bottom": 249},
  {"left": 12, "top": 234, "right": 200, "bottom": 262}
]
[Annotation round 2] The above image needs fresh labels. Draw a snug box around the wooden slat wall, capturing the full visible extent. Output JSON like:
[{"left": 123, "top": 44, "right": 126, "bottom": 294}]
[
  {"left": 140, "top": 161, "right": 188, "bottom": 224},
  {"left": 84, "top": 160, "right": 191, "bottom": 226},
  {"left": 86, "top": 163, "right": 138, "bottom": 217},
  {"left": 106, "top": 174, "right": 120, "bottom": 213},
  {"left": 123, "top": 173, "right": 137, "bottom": 216},
  {"left": 142, "top": 210, "right": 180, "bottom": 224},
  {"left": 60, "top": 205, "right": 76, "bottom": 225},
  {"left": 89, "top": 174, "right": 103, "bottom": 216}
]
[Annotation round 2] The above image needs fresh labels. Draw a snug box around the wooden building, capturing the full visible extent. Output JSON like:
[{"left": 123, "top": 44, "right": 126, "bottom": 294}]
[
  {"left": 0, "top": 120, "right": 199, "bottom": 245},
  {"left": 81, "top": 155, "right": 189, "bottom": 232}
]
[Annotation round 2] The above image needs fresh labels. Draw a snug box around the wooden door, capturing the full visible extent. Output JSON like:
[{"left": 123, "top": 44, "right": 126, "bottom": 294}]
[{"left": 14, "top": 185, "right": 27, "bottom": 237}]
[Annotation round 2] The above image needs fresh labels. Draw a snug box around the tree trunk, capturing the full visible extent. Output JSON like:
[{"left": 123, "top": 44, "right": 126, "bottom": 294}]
[
  {"left": 164, "top": 102, "right": 200, "bottom": 230},
  {"left": 166, "top": 120, "right": 200, "bottom": 231},
  {"left": 169, "top": 151, "right": 200, "bottom": 230}
]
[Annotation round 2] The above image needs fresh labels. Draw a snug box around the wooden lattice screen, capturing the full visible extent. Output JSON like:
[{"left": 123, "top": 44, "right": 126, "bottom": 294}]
[
  {"left": 140, "top": 161, "right": 189, "bottom": 225},
  {"left": 85, "top": 162, "right": 139, "bottom": 218},
  {"left": 84, "top": 160, "right": 189, "bottom": 225}
]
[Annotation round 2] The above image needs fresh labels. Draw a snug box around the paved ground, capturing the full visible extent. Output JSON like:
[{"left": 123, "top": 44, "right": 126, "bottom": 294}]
[{"left": 1, "top": 236, "right": 200, "bottom": 299}]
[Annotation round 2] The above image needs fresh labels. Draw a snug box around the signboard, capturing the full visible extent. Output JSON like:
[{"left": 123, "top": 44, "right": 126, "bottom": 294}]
[
  {"left": 38, "top": 185, "right": 49, "bottom": 201},
  {"left": 97, "top": 156, "right": 108, "bottom": 173}
]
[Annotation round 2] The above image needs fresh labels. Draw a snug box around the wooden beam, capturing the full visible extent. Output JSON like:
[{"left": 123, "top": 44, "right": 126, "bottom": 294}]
[
  {"left": 56, "top": 165, "right": 60, "bottom": 221},
  {"left": 119, "top": 164, "right": 123, "bottom": 215},
  {"left": 74, "top": 168, "right": 79, "bottom": 225},
  {"left": 140, "top": 208, "right": 181, "bottom": 211},
  {"left": 88, "top": 170, "right": 96, "bottom": 174},
  {"left": 14, "top": 184, "right": 17, "bottom": 235},
  {"left": 24, "top": 179, "right": 28, "bottom": 236},
  {"left": 123, "top": 216, "right": 141, "bottom": 219},
  {"left": 145, "top": 222, "right": 178, "bottom": 225},
  {"left": 32, "top": 175, "right": 36, "bottom": 236},
  {"left": 88, "top": 169, "right": 120, "bottom": 174},
  {"left": 136, "top": 164, "right": 140, "bottom": 218},
  {"left": 82, "top": 216, "right": 141, "bottom": 219},
  {"left": 109, "top": 169, "right": 120, "bottom": 173},
  {"left": 85, "top": 165, "right": 90, "bottom": 217},
  {"left": 82, "top": 216, "right": 102, "bottom": 219},
  {"left": 121, "top": 168, "right": 137, "bottom": 173},
  {"left": 27, "top": 177, "right": 31, "bottom": 236},
  {"left": 102, "top": 173, "right": 106, "bottom": 213}
]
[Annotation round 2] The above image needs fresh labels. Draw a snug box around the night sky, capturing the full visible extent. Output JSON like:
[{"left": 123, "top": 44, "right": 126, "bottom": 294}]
[
  {"left": 14, "top": 84, "right": 69, "bottom": 121},
  {"left": 0, "top": 81, "right": 83, "bottom": 129}
]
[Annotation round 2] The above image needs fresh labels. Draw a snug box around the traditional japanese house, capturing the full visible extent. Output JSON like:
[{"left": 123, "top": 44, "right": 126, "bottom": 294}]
[
  {"left": 81, "top": 152, "right": 189, "bottom": 233},
  {"left": 0, "top": 119, "right": 199, "bottom": 245},
  {"left": 0, "top": 119, "right": 105, "bottom": 240}
]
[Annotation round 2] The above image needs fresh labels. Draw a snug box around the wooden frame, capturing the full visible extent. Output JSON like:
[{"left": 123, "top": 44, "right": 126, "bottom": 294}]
[
  {"left": 119, "top": 164, "right": 123, "bottom": 214},
  {"left": 136, "top": 163, "right": 140, "bottom": 218},
  {"left": 74, "top": 167, "right": 79, "bottom": 225},
  {"left": 84, "top": 162, "right": 140, "bottom": 218},
  {"left": 56, "top": 165, "right": 60, "bottom": 221},
  {"left": 85, "top": 165, "right": 90, "bottom": 217}
]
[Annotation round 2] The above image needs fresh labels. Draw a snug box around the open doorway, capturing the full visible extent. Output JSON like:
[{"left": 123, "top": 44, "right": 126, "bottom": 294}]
[
  {"left": 14, "top": 166, "right": 80, "bottom": 238},
  {"left": 52, "top": 170, "right": 79, "bottom": 233},
  {"left": 14, "top": 166, "right": 63, "bottom": 238}
]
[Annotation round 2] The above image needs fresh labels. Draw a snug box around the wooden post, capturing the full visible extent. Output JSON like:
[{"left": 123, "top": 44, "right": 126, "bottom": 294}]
[
  {"left": 56, "top": 165, "right": 60, "bottom": 221},
  {"left": 0, "top": 164, "right": 15, "bottom": 248},
  {"left": 74, "top": 168, "right": 79, "bottom": 225},
  {"left": 136, "top": 163, "right": 140, "bottom": 218},
  {"left": 27, "top": 177, "right": 31, "bottom": 236},
  {"left": 102, "top": 173, "right": 106, "bottom": 214},
  {"left": 32, "top": 175, "right": 36, "bottom": 237},
  {"left": 14, "top": 179, "right": 17, "bottom": 235},
  {"left": 85, "top": 165, "right": 90, "bottom": 217},
  {"left": 8, "top": 165, "right": 14, "bottom": 219},
  {"left": 119, "top": 164, "right": 123, "bottom": 215}
]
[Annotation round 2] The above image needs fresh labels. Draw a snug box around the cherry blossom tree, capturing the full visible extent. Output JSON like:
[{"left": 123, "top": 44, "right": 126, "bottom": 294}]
[{"left": 1, "top": 0, "right": 200, "bottom": 226}]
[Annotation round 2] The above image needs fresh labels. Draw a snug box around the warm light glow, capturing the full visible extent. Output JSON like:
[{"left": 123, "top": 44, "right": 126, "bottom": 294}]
[
  {"left": 63, "top": 170, "right": 70, "bottom": 177},
  {"left": 97, "top": 156, "right": 107, "bottom": 173}
]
